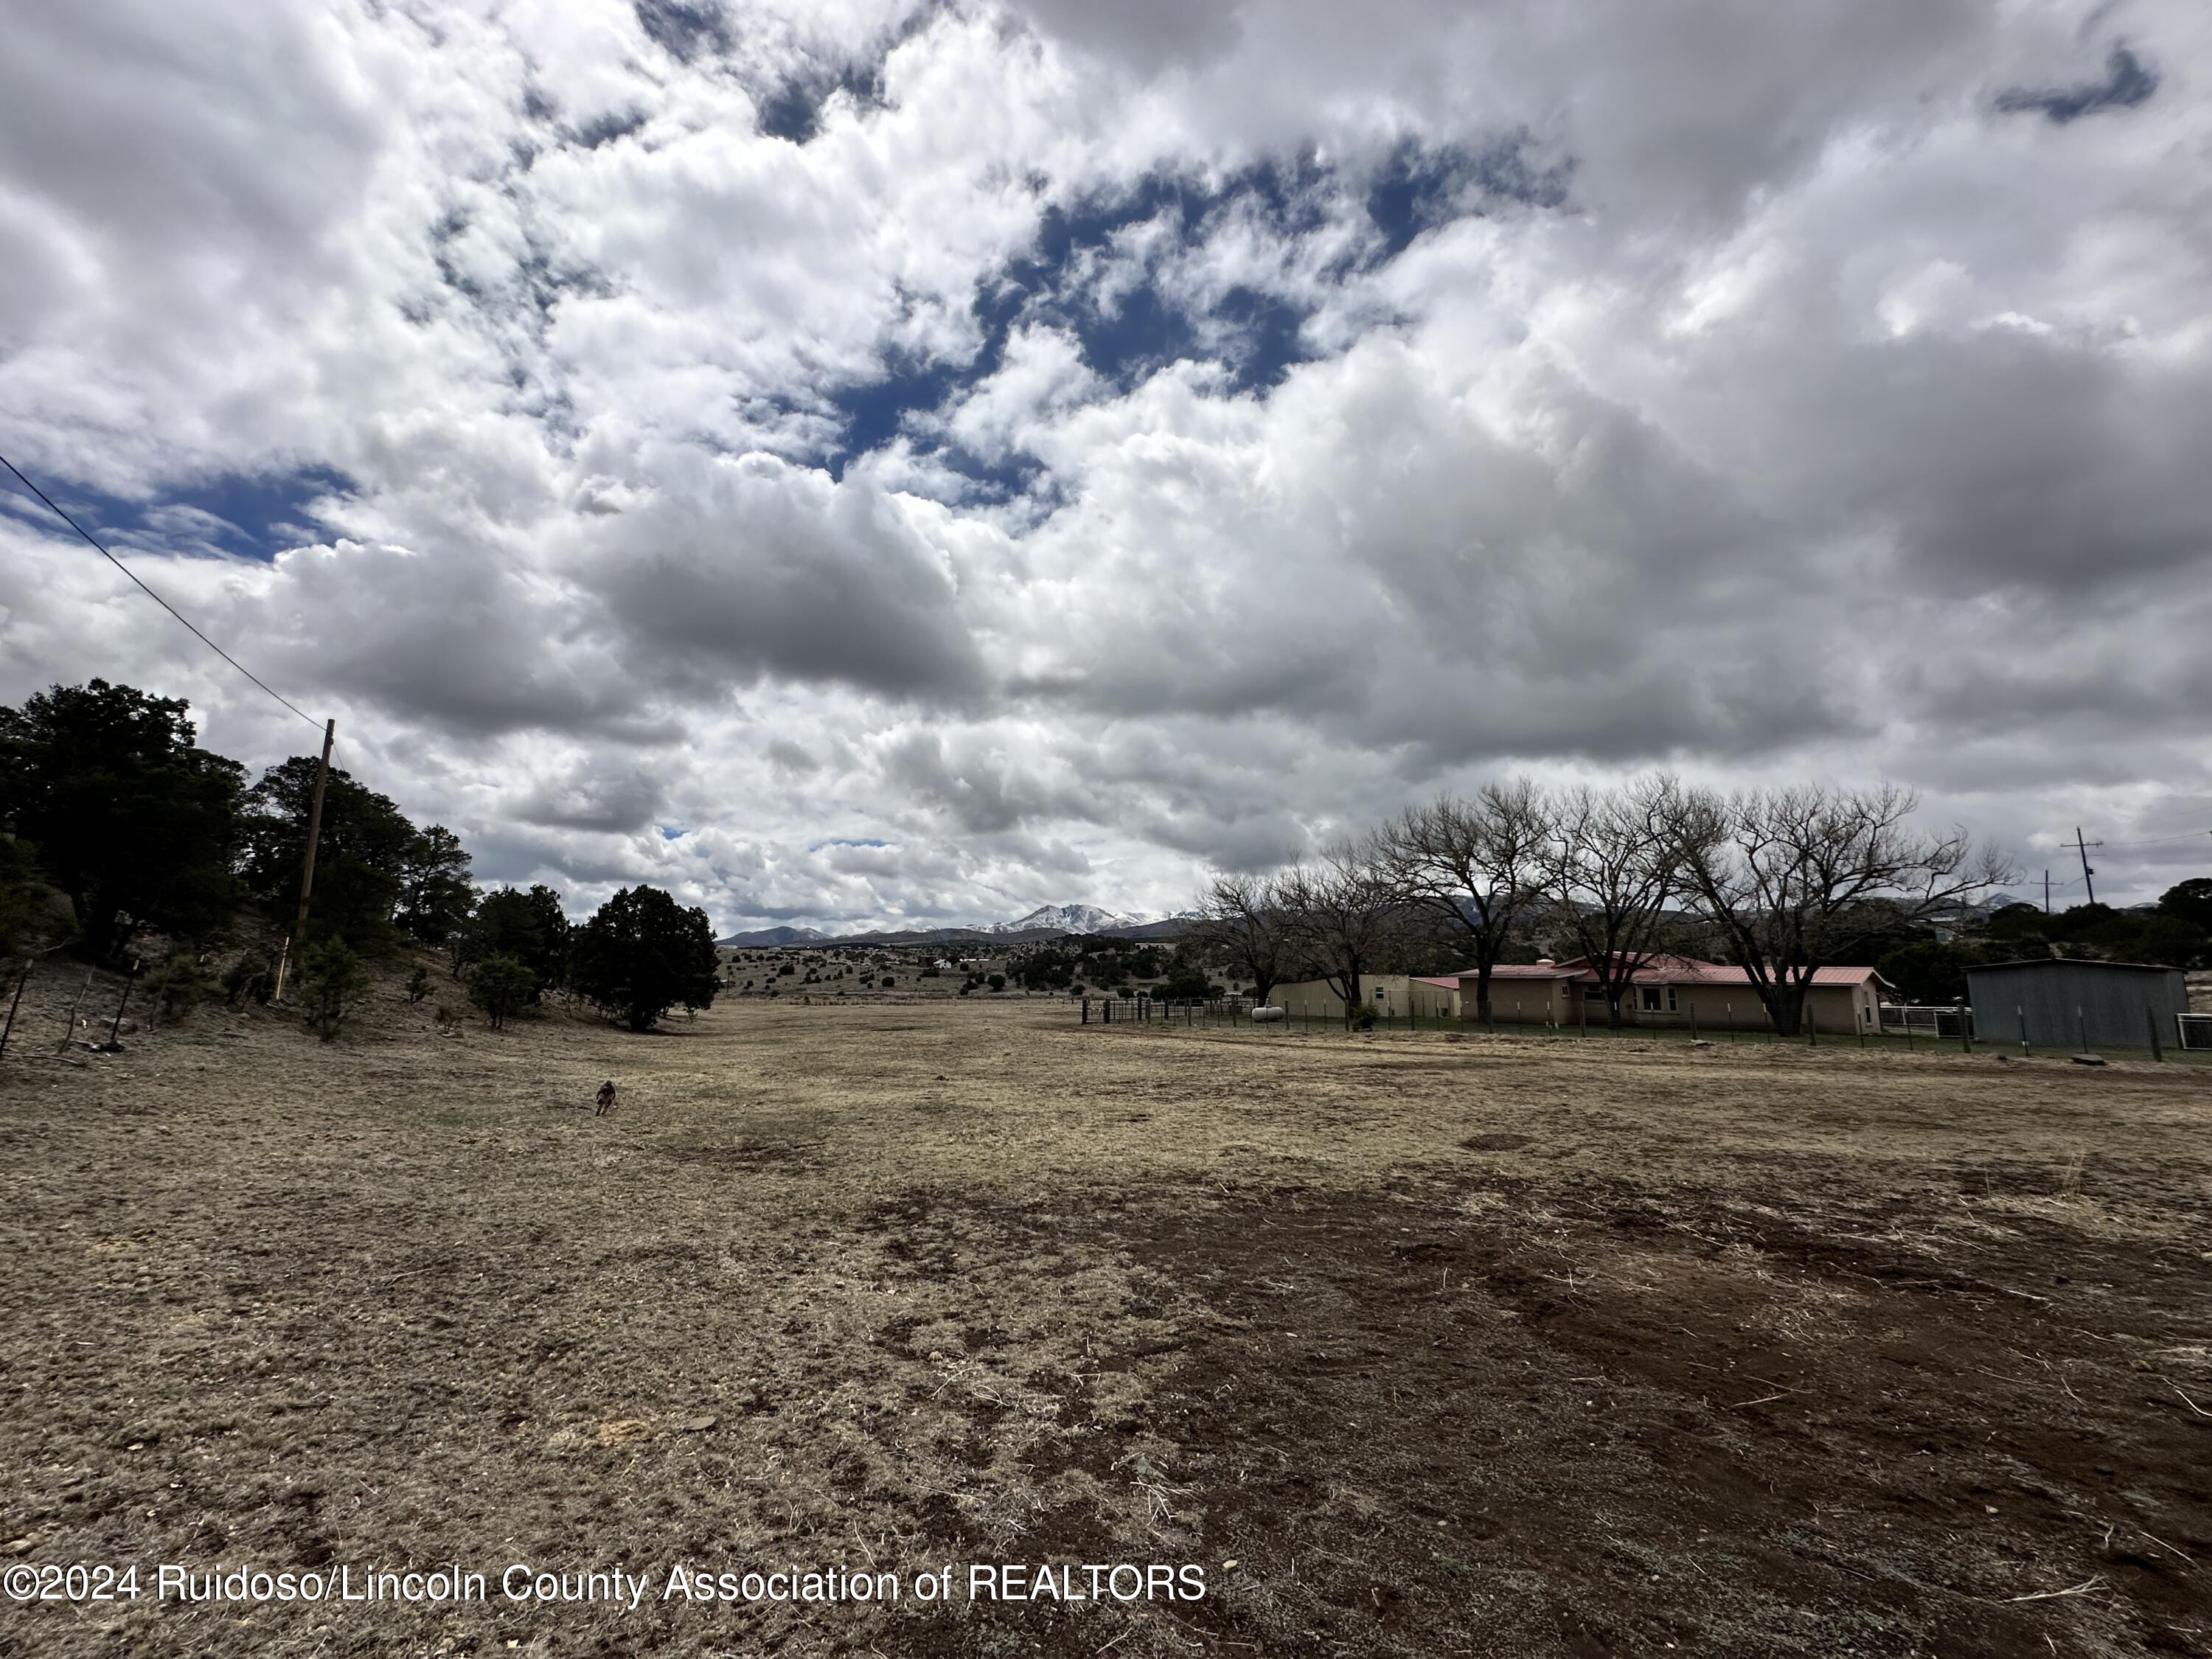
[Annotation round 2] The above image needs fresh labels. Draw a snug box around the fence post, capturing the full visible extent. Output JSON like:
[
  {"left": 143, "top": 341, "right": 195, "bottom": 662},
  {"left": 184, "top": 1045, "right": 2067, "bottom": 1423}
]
[
  {"left": 2019, "top": 1004, "right": 2029, "bottom": 1056},
  {"left": 57, "top": 966, "right": 94, "bottom": 1053},
  {"left": 2147, "top": 1006, "right": 2163, "bottom": 1062},
  {"left": 2076, "top": 1004, "right": 2089, "bottom": 1055},
  {"left": 0, "top": 959, "right": 30, "bottom": 1060},
  {"left": 105, "top": 962, "right": 138, "bottom": 1048}
]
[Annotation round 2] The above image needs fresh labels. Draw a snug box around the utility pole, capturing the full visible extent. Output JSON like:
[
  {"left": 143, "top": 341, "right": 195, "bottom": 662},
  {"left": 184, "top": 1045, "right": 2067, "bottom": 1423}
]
[
  {"left": 2073, "top": 827, "right": 2101, "bottom": 906},
  {"left": 2042, "top": 869, "right": 2051, "bottom": 914},
  {"left": 272, "top": 719, "right": 337, "bottom": 1004}
]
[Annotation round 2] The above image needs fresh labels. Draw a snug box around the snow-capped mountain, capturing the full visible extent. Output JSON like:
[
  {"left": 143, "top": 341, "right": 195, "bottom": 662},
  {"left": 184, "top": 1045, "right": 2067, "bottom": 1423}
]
[
  {"left": 983, "top": 904, "right": 1201, "bottom": 935},
  {"left": 982, "top": 904, "right": 1147, "bottom": 935},
  {"left": 717, "top": 906, "right": 1206, "bottom": 947}
]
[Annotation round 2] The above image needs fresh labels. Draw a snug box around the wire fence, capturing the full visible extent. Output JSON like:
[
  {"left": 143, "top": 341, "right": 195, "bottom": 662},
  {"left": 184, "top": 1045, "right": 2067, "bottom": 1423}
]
[{"left": 1074, "top": 992, "right": 2212, "bottom": 1063}]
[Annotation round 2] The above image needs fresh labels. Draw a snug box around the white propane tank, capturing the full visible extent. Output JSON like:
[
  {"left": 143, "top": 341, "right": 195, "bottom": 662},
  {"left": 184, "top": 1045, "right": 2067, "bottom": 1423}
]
[{"left": 1251, "top": 1006, "right": 1285, "bottom": 1023}]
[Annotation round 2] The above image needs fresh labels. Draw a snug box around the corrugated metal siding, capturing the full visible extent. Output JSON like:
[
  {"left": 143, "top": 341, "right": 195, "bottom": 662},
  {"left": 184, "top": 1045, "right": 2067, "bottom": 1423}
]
[{"left": 1966, "top": 960, "right": 2190, "bottom": 1048}]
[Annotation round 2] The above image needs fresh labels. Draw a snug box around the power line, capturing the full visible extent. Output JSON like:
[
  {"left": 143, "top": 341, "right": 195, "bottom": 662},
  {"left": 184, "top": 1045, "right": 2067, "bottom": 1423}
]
[
  {"left": 2087, "top": 830, "right": 2212, "bottom": 853},
  {"left": 0, "top": 450, "right": 323, "bottom": 729}
]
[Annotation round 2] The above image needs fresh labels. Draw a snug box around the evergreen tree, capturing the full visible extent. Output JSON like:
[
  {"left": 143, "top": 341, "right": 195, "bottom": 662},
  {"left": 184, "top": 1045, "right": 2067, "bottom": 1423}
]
[
  {"left": 0, "top": 680, "right": 245, "bottom": 957},
  {"left": 299, "top": 937, "right": 367, "bottom": 1042},
  {"left": 466, "top": 954, "right": 537, "bottom": 1029},
  {"left": 395, "top": 826, "right": 475, "bottom": 943},
  {"left": 571, "top": 886, "right": 718, "bottom": 1032},
  {"left": 453, "top": 885, "right": 571, "bottom": 992}
]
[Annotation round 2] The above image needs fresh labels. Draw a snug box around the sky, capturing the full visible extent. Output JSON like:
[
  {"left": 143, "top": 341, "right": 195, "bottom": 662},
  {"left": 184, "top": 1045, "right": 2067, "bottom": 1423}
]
[{"left": 2, "top": 0, "right": 2209, "bottom": 933}]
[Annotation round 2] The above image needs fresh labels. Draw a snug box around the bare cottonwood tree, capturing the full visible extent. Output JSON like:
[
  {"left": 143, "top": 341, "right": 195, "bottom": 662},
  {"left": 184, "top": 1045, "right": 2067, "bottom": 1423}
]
[
  {"left": 1376, "top": 780, "right": 1551, "bottom": 1023},
  {"left": 1198, "top": 871, "right": 1298, "bottom": 1006},
  {"left": 1278, "top": 840, "right": 1402, "bottom": 1026},
  {"left": 1543, "top": 777, "right": 1680, "bottom": 1029},
  {"left": 1662, "top": 782, "right": 2013, "bottom": 1036}
]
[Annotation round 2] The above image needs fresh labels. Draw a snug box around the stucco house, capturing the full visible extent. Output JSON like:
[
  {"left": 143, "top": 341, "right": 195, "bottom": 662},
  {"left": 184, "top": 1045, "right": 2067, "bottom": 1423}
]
[
  {"left": 1455, "top": 954, "right": 1887, "bottom": 1034},
  {"left": 1269, "top": 955, "right": 1886, "bottom": 1032},
  {"left": 1270, "top": 974, "right": 1462, "bottom": 1020}
]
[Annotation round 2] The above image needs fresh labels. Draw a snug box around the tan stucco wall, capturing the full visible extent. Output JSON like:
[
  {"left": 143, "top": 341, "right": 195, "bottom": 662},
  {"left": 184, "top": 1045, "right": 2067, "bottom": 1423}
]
[
  {"left": 1273, "top": 975, "right": 1449, "bottom": 1018},
  {"left": 1637, "top": 983, "right": 1875, "bottom": 1034},
  {"left": 1279, "top": 973, "right": 1880, "bottom": 1032},
  {"left": 1456, "top": 976, "right": 1575, "bottom": 1023}
]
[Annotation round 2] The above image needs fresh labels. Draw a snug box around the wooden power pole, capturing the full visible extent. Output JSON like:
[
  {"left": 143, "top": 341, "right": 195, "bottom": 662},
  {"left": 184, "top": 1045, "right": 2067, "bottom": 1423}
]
[
  {"left": 272, "top": 719, "right": 336, "bottom": 1004},
  {"left": 2073, "top": 827, "right": 2101, "bottom": 907}
]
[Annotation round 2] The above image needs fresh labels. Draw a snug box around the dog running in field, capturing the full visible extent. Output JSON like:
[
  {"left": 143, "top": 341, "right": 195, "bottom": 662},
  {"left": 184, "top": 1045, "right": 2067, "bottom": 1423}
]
[{"left": 594, "top": 1080, "right": 616, "bottom": 1116}]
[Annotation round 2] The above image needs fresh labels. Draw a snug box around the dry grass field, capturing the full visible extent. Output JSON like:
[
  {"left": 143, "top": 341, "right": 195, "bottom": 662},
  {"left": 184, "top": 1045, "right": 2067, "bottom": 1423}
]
[{"left": 4, "top": 967, "right": 2210, "bottom": 1658}]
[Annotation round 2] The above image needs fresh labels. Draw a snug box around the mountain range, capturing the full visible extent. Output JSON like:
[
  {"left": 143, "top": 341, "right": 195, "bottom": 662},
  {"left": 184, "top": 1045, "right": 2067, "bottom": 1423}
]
[
  {"left": 981, "top": 903, "right": 1149, "bottom": 935},
  {"left": 717, "top": 904, "right": 1199, "bottom": 949}
]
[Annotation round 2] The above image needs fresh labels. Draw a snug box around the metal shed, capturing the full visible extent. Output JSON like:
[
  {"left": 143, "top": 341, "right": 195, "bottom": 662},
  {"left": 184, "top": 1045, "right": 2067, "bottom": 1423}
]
[{"left": 1966, "top": 958, "right": 2191, "bottom": 1050}]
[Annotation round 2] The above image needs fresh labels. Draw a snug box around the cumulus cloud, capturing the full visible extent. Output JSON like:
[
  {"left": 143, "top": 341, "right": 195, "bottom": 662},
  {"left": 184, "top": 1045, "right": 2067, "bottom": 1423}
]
[{"left": 2, "top": 0, "right": 2208, "bottom": 930}]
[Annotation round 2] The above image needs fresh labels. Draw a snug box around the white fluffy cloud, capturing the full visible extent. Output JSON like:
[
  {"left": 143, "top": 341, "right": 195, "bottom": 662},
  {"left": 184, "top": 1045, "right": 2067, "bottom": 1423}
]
[{"left": 3, "top": 0, "right": 2208, "bottom": 929}]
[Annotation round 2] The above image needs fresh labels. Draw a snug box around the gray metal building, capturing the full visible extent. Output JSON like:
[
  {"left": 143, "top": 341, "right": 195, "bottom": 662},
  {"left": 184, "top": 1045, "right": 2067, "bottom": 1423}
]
[{"left": 1966, "top": 958, "right": 2191, "bottom": 1050}]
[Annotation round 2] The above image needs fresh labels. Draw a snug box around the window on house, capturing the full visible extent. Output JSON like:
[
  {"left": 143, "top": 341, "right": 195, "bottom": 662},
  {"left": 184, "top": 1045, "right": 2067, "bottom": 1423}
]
[
  {"left": 1583, "top": 984, "right": 1604, "bottom": 1001},
  {"left": 1666, "top": 986, "right": 1678, "bottom": 1012},
  {"left": 1640, "top": 986, "right": 1662, "bottom": 1012}
]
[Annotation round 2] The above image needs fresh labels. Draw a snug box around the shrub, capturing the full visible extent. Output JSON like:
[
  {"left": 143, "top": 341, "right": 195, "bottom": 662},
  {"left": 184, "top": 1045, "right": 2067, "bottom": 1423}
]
[
  {"left": 987, "top": 973, "right": 1006, "bottom": 992},
  {"left": 405, "top": 964, "right": 432, "bottom": 1003},
  {"left": 466, "top": 953, "right": 537, "bottom": 1030},
  {"left": 222, "top": 952, "right": 274, "bottom": 1006},
  {"left": 299, "top": 937, "right": 367, "bottom": 1043},
  {"left": 1352, "top": 1004, "right": 1378, "bottom": 1032},
  {"left": 433, "top": 1001, "right": 460, "bottom": 1032},
  {"left": 0, "top": 835, "right": 60, "bottom": 957},
  {"left": 150, "top": 953, "right": 215, "bottom": 1024},
  {"left": 1155, "top": 968, "right": 1212, "bottom": 1001},
  {"left": 882, "top": 975, "right": 895, "bottom": 988}
]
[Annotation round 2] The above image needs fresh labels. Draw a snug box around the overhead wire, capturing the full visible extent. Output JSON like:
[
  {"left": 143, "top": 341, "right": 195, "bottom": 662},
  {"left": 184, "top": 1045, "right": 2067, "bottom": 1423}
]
[
  {"left": 0, "top": 450, "right": 324, "bottom": 729},
  {"left": 2083, "top": 830, "right": 2212, "bottom": 853}
]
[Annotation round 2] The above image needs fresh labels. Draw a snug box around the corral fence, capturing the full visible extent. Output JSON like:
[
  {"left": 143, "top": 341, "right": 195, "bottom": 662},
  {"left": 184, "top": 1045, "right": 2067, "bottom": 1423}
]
[
  {"left": 1076, "top": 989, "right": 2212, "bottom": 1062},
  {"left": 1081, "top": 995, "right": 1255, "bottom": 1025},
  {"left": 1879, "top": 1004, "right": 1975, "bottom": 1039}
]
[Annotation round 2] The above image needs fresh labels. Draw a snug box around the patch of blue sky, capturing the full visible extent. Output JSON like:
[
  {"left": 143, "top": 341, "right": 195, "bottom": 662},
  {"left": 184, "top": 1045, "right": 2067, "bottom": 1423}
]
[
  {"left": 819, "top": 140, "right": 1569, "bottom": 490},
  {"left": 0, "top": 462, "right": 352, "bottom": 563},
  {"left": 1995, "top": 44, "right": 2158, "bottom": 125}
]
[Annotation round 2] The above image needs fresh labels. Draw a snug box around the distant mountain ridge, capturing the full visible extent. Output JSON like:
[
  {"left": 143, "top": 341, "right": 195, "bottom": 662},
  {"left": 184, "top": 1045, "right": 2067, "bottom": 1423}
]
[
  {"left": 718, "top": 904, "right": 1199, "bottom": 949},
  {"left": 982, "top": 903, "right": 1144, "bottom": 935},
  {"left": 714, "top": 924, "right": 828, "bottom": 947}
]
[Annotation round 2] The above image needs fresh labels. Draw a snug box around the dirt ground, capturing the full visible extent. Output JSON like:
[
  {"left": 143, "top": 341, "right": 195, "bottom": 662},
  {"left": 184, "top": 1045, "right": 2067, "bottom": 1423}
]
[{"left": 2, "top": 964, "right": 2209, "bottom": 1658}]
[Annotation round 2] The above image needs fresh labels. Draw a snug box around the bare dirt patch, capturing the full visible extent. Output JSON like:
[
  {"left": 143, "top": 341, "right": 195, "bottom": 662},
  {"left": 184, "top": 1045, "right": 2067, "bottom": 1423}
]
[{"left": 2, "top": 981, "right": 2208, "bottom": 1656}]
